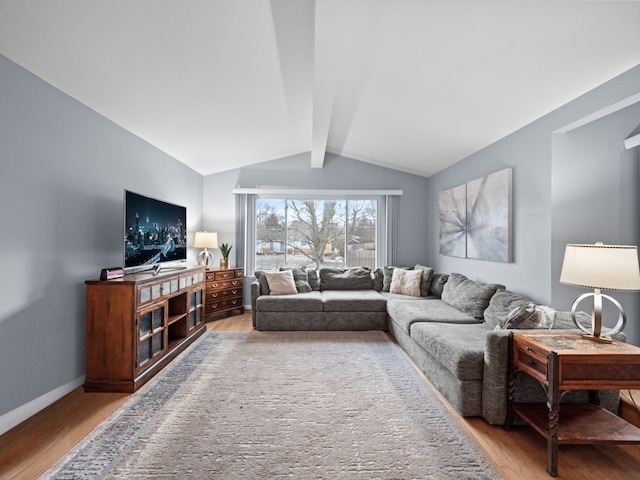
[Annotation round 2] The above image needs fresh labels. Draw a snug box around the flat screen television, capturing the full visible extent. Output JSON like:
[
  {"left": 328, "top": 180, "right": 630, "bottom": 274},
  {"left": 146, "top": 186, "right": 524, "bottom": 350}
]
[{"left": 124, "top": 190, "right": 187, "bottom": 269}]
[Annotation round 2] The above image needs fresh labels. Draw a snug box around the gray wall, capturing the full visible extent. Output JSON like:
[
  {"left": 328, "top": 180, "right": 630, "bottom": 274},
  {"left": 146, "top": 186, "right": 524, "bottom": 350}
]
[
  {"left": 551, "top": 102, "right": 640, "bottom": 343},
  {"left": 427, "top": 64, "right": 640, "bottom": 344},
  {"left": 202, "top": 152, "right": 431, "bottom": 304},
  {"left": 0, "top": 54, "right": 204, "bottom": 433}
]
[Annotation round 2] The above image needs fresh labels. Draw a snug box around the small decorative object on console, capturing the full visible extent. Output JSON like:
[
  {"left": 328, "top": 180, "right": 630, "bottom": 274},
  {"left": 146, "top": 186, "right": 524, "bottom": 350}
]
[
  {"left": 100, "top": 267, "right": 124, "bottom": 280},
  {"left": 219, "top": 242, "right": 232, "bottom": 269}
]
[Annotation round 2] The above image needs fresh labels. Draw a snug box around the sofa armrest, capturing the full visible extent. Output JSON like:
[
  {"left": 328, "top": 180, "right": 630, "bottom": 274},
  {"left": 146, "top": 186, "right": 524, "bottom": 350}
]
[
  {"left": 482, "top": 328, "right": 581, "bottom": 425},
  {"left": 250, "top": 280, "right": 261, "bottom": 328}
]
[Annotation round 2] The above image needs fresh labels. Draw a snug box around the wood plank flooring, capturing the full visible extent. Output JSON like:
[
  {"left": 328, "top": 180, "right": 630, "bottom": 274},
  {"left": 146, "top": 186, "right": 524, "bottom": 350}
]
[{"left": 2, "top": 312, "right": 640, "bottom": 479}]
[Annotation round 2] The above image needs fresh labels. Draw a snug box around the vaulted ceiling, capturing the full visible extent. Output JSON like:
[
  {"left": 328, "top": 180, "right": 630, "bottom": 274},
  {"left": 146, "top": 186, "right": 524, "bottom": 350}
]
[{"left": 1, "top": 1, "right": 639, "bottom": 177}]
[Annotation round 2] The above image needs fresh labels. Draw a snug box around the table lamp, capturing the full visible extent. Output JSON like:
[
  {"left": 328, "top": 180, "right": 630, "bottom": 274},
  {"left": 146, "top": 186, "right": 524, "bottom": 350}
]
[
  {"left": 560, "top": 242, "right": 640, "bottom": 343},
  {"left": 194, "top": 231, "right": 218, "bottom": 269}
]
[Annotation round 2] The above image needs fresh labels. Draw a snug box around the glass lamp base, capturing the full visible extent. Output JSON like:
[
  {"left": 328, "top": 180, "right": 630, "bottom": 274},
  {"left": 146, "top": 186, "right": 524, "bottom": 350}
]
[
  {"left": 570, "top": 291, "right": 626, "bottom": 343},
  {"left": 198, "top": 249, "right": 214, "bottom": 269}
]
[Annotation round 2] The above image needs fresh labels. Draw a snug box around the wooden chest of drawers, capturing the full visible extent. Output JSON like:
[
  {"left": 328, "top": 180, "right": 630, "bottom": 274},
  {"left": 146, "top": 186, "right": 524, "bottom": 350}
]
[{"left": 204, "top": 267, "right": 244, "bottom": 318}]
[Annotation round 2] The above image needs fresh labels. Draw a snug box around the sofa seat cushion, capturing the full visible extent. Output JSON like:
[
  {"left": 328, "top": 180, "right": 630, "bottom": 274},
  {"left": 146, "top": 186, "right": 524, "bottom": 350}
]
[
  {"left": 321, "top": 290, "right": 387, "bottom": 312},
  {"left": 410, "top": 322, "right": 487, "bottom": 381},
  {"left": 387, "top": 299, "right": 479, "bottom": 335},
  {"left": 256, "top": 291, "right": 323, "bottom": 312}
]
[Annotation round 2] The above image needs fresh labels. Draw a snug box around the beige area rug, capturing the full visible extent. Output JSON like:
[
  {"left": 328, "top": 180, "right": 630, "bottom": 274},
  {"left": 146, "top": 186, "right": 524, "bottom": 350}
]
[{"left": 43, "top": 331, "right": 502, "bottom": 479}]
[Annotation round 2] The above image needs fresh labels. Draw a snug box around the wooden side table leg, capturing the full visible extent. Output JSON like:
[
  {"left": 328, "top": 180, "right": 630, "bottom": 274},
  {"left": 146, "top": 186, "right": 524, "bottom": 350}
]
[
  {"left": 547, "top": 351, "right": 560, "bottom": 477},
  {"left": 505, "top": 332, "right": 516, "bottom": 430}
]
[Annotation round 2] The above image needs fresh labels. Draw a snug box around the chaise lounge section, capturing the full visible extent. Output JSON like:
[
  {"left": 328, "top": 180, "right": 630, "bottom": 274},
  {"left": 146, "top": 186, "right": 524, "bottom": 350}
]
[{"left": 250, "top": 265, "right": 621, "bottom": 425}]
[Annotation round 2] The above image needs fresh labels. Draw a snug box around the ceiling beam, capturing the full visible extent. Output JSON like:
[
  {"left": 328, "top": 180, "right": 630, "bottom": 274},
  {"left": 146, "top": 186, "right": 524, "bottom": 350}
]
[{"left": 311, "top": 0, "right": 333, "bottom": 168}]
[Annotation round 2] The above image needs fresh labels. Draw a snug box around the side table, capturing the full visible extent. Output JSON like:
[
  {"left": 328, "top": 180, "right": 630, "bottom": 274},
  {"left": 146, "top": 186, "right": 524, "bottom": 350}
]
[{"left": 506, "top": 332, "right": 640, "bottom": 477}]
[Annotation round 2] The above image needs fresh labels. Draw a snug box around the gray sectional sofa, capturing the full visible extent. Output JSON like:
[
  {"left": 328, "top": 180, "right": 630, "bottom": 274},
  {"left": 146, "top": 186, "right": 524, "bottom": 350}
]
[{"left": 250, "top": 265, "right": 620, "bottom": 425}]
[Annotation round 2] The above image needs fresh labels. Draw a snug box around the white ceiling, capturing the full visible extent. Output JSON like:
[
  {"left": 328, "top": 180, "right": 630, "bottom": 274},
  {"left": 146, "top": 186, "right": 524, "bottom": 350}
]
[{"left": 1, "top": 1, "right": 639, "bottom": 177}]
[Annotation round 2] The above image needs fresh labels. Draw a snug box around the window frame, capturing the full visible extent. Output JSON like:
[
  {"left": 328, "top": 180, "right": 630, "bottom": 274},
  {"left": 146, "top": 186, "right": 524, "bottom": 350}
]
[{"left": 233, "top": 188, "right": 402, "bottom": 276}]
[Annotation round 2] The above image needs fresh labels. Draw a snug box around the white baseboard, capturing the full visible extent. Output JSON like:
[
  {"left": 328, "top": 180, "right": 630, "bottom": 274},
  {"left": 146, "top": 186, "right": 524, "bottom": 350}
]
[{"left": 0, "top": 376, "right": 85, "bottom": 437}]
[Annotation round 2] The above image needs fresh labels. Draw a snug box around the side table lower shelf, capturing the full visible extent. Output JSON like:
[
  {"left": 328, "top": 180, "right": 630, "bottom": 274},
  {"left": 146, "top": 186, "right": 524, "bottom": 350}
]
[{"left": 514, "top": 402, "right": 640, "bottom": 444}]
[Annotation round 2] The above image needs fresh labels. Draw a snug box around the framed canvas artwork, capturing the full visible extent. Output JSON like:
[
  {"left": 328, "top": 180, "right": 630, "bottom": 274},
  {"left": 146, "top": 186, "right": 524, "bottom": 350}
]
[{"left": 439, "top": 168, "right": 512, "bottom": 263}]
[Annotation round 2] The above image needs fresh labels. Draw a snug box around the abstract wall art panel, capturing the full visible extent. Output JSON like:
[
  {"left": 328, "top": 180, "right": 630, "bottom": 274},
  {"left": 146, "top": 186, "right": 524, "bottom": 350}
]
[
  {"left": 466, "top": 168, "right": 512, "bottom": 262},
  {"left": 439, "top": 184, "right": 467, "bottom": 257},
  {"left": 438, "top": 168, "right": 512, "bottom": 263}
]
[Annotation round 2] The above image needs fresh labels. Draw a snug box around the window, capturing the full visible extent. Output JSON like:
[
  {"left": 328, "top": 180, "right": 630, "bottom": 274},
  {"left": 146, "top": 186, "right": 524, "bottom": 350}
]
[
  {"left": 233, "top": 188, "right": 402, "bottom": 275},
  {"left": 254, "top": 197, "right": 379, "bottom": 271}
]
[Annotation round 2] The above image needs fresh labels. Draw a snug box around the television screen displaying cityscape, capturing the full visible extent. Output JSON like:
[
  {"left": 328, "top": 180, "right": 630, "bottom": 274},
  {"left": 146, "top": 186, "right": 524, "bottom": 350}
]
[{"left": 124, "top": 190, "right": 187, "bottom": 268}]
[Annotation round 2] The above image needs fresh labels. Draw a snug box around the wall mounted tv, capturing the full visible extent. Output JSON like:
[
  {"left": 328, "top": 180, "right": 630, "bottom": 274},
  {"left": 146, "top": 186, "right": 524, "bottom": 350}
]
[{"left": 124, "top": 190, "right": 187, "bottom": 270}]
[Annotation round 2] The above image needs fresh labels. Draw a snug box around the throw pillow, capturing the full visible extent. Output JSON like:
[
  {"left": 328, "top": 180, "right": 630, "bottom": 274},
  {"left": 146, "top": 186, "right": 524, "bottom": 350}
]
[
  {"left": 390, "top": 268, "right": 423, "bottom": 297},
  {"left": 279, "top": 266, "right": 312, "bottom": 293},
  {"left": 483, "top": 289, "right": 531, "bottom": 330},
  {"left": 414, "top": 264, "right": 435, "bottom": 297},
  {"left": 265, "top": 270, "right": 298, "bottom": 295},
  {"left": 498, "top": 303, "right": 556, "bottom": 330},
  {"left": 382, "top": 266, "right": 412, "bottom": 292}
]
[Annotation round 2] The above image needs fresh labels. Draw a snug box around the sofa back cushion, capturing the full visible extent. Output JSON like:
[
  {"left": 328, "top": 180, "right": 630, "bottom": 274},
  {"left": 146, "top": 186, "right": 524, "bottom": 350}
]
[
  {"left": 372, "top": 267, "right": 384, "bottom": 292},
  {"left": 254, "top": 270, "right": 272, "bottom": 295},
  {"left": 441, "top": 273, "right": 504, "bottom": 320},
  {"left": 307, "top": 269, "right": 320, "bottom": 291},
  {"left": 414, "top": 264, "right": 435, "bottom": 297},
  {"left": 429, "top": 273, "right": 449, "bottom": 298},
  {"left": 319, "top": 266, "right": 373, "bottom": 290}
]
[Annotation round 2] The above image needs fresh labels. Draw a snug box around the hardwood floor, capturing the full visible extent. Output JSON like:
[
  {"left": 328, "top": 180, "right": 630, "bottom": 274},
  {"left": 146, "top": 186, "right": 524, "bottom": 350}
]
[{"left": 2, "top": 312, "right": 640, "bottom": 479}]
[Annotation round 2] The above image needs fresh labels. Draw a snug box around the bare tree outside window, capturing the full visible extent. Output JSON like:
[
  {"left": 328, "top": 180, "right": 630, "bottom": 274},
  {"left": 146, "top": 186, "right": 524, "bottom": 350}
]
[{"left": 255, "top": 198, "right": 377, "bottom": 270}]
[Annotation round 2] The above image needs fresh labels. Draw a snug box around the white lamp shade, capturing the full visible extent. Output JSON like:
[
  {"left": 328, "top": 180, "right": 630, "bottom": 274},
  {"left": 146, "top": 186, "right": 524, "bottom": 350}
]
[
  {"left": 193, "top": 231, "right": 218, "bottom": 249},
  {"left": 560, "top": 243, "right": 640, "bottom": 291}
]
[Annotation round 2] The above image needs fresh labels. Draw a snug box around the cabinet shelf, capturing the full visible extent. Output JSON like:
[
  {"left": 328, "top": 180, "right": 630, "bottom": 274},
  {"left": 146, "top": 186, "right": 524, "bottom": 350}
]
[
  {"left": 85, "top": 265, "right": 206, "bottom": 393},
  {"left": 168, "top": 313, "right": 186, "bottom": 326}
]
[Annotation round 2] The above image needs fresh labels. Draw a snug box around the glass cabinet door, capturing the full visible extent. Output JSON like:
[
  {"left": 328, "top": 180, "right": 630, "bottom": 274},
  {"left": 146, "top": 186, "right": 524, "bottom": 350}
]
[
  {"left": 137, "top": 303, "right": 166, "bottom": 370},
  {"left": 188, "top": 289, "right": 204, "bottom": 330}
]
